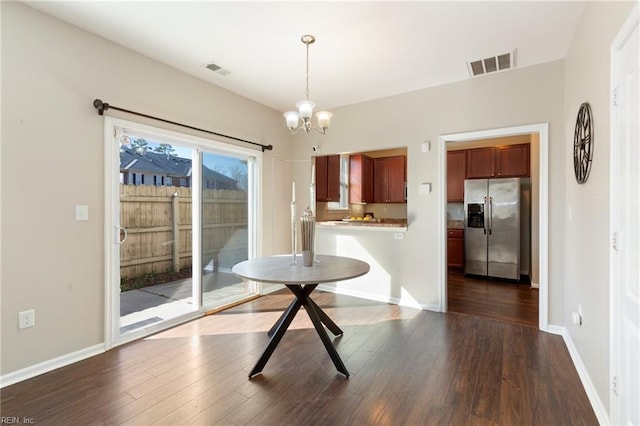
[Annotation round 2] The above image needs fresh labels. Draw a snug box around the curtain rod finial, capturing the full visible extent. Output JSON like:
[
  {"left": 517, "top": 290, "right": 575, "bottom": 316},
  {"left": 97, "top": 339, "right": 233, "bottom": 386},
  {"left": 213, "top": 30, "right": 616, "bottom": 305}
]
[{"left": 93, "top": 98, "right": 109, "bottom": 115}]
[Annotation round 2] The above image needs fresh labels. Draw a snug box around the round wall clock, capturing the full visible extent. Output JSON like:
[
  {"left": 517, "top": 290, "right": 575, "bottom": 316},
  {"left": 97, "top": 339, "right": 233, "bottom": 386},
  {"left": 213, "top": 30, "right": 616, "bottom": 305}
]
[{"left": 573, "top": 102, "right": 594, "bottom": 184}]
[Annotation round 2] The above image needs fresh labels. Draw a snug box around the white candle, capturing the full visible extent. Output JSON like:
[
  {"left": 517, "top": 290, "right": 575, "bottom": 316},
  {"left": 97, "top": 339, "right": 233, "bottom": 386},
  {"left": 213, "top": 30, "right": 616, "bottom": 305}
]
[
  {"left": 291, "top": 181, "right": 297, "bottom": 226},
  {"left": 291, "top": 181, "right": 297, "bottom": 260},
  {"left": 292, "top": 181, "right": 296, "bottom": 203},
  {"left": 310, "top": 184, "right": 315, "bottom": 215}
]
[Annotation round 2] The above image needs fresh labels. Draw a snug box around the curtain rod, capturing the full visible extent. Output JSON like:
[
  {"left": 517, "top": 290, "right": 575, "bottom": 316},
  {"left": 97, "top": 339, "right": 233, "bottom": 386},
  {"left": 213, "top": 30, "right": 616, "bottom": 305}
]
[{"left": 92, "top": 99, "right": 273, "bottom": 152}]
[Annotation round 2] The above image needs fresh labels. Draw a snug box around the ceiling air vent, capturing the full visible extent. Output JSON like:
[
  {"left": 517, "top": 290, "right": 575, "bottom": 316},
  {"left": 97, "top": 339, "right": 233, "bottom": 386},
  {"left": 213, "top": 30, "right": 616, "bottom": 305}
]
[
  {"left": 205, "top": 62, "right": 230, "bottom": 76},
  {"left": 467, "top": 49, "right": 516, "bottom": 78}
]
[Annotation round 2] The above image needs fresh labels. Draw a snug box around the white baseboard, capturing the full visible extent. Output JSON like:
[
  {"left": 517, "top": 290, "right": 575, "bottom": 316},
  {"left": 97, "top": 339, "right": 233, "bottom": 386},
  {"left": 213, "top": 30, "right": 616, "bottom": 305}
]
[
  {"left": 550, "top": 325, "right": 610, "bottom": 425},
  {"left": 530, "top": 281, "right": 540, "bottom": 289},
  {"left": 545, "top": 324, "right": 564, "bottom": 335},
  {"left": 317, "top": 284, "right": 441, "bottom": 312},
  {"left": 0, "top": 343, "right": 105, "bottom": 388}
]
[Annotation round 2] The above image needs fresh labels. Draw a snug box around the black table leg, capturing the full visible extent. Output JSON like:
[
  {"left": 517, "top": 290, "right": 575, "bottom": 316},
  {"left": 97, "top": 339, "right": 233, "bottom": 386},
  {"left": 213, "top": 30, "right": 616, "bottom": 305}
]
[
  {"left": 251, "top": 284, "right": 348, "bottom": 378},
  {"left": 266, "top": 285, "right": 316, "bottom": 337},
  {"left": 307, "top": 297, "right": 343, "bottom": 336},
  {"left": 286, "top": 286, "right": 342, "bottom": 335},
  {"left": 248, "top": 292, "right": 305, "bottom": 378},
  {"left": 267, "top": 309, "right": 288, "bottom": 337},
  {"left": 304, "top": 299, "right": 350, "bottom": 378}
]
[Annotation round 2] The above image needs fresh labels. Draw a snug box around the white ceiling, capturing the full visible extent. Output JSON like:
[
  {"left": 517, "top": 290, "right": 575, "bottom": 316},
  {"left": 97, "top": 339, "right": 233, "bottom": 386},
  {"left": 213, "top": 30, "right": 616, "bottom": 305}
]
[{"left": 25, "top": 1, "right": 586, "bottom": 113}]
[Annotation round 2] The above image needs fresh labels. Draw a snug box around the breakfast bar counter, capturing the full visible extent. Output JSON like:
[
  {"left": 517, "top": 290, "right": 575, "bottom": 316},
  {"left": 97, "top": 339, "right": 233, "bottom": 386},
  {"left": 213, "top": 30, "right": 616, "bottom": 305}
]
[{"left": 317, "top": 220, "right": 407, "bottom": 232}]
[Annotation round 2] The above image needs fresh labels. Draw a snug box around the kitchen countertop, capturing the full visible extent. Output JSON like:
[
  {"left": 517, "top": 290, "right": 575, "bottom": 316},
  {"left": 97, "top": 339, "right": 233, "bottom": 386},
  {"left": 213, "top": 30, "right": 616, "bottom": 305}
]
[
  {"left": 317, "top": 220, "right": 408, "bottom": 232},
  {"left": 447, "top": 220, "right": 464, "bottom": 229}
]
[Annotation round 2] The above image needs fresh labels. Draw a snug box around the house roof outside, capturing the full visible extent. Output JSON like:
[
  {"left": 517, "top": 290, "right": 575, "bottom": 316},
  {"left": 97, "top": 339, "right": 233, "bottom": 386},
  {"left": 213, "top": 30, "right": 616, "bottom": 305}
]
[{"left": 120, "top": 148, "right": 239, "bottom": 189}]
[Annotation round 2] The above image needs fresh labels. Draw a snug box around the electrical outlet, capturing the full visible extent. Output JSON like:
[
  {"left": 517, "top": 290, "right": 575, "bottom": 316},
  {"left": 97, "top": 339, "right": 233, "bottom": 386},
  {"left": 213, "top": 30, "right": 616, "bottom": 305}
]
[{"left": 18, "top": 309, "right": 35, "bottom": 329}]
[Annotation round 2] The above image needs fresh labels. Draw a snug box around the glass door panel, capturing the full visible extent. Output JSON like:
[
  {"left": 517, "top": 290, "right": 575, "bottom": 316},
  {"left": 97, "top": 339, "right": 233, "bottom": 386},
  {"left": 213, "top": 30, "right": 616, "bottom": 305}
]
[
  {"left": 201, "top": 151, "right": 256, "bottom": 308},
  {"left": 119, "top": 138, "right": 195, "bottom": 335}
]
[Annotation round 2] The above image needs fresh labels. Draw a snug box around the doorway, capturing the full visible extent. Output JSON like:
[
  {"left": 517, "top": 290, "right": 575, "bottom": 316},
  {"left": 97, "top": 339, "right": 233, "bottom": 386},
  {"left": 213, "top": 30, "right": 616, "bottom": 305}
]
[
  {"left": 105, "top": 117, "right": 260, "bottom": 347},
  {"left": 440, "top": 123, "right": 549, "bottom": 330}
]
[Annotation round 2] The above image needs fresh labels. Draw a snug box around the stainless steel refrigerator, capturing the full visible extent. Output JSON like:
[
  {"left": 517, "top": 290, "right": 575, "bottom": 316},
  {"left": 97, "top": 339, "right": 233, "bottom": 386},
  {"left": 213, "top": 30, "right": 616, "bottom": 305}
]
[{"left": 464, "top": 178, "right": 520, "bottom": 280}]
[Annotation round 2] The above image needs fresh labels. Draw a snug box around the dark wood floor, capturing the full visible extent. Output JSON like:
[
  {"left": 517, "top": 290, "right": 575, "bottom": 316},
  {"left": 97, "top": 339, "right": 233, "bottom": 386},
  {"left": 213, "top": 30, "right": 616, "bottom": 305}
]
[
  {"left": 448, "top": 270, "right": 539, "bottom": 328},
  {"left": 1, "top": 290, "right": 594, "bottom": 425}
]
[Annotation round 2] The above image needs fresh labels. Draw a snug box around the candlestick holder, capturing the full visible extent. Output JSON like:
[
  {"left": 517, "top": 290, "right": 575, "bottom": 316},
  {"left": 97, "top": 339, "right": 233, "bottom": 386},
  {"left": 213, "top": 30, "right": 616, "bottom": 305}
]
[{"left": 301, "top": 207, "right": 316, "bottom": 267}]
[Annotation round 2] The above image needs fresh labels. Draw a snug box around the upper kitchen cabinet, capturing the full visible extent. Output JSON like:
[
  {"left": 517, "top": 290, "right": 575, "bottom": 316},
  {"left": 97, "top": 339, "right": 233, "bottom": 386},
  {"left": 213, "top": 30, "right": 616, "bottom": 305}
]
[
  {"left": 466, "top": 144, "right": 530, "bottom": 179},
  {"left": 373, "top": 156, "right": 406, "bottom": 203},
  {"left": 466, "top": 147, "right": 496, "bottom": 178},
  {"left": 315, "top": 155, "right": 340, "bottom": 201},
  {"left": 496, "top": 143, "right": 530, "bottom": 177},
  {"left": 447, "top": 150, "right": 466, "bottom": 202},
  {"left": 349, "top": 154, "right": 373, "bottom": 204}
]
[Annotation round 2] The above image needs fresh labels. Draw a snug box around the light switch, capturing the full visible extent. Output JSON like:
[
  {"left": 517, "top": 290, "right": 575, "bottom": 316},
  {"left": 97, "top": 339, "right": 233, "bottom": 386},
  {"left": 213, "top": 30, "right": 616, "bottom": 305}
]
[
  {"left": 419, "top": 182, "right": 432, "bottom": 196},
  {"left": 421, "top": 141, "right": 431, "bottom": 153},
  {"left": 75, "top": 205, "right": 89, "bottom": 221}
]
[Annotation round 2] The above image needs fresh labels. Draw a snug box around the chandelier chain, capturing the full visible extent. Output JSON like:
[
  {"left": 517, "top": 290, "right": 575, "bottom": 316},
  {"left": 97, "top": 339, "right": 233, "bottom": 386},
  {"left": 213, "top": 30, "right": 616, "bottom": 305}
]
[{"left": 305, "top": 41, "right": 310, "bottom": 100}]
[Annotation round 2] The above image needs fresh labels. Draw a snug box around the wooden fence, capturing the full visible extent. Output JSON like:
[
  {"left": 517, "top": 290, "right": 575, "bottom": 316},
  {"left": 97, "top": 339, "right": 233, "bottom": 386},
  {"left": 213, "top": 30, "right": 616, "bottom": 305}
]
[{"left": 120, "top": 184, "right": 248, "bottom": 280}]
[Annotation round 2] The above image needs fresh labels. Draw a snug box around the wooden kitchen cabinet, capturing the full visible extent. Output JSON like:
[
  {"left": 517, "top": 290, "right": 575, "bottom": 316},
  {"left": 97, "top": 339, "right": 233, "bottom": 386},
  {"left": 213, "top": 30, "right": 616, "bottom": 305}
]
[
  {"left": 466, "top": 147, "right": 496, "bottom": 179},
  {"left": 447, "top": 150, "right": 466, "bottom": 202},
  {"left": 315, "top": 155, "right": 340, "bottom": 201},
  {"left": 496, "top": 143, "right": 530, "bottom": 177},
  {"left": 349, "top": 154, "right": 373, "bottom": 203},
  {"left": 373, "top": 156, "right": 406, "bottom": 203},
  {"left": 447, "top": 228, "right": 464, "bottom": 269},
  {"left": 466, "top": 144, "right": 530, "bottom": 179}
]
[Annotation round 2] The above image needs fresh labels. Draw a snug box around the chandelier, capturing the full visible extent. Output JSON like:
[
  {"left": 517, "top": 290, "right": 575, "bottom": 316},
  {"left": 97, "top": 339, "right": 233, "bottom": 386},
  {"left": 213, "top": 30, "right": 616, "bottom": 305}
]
[{"left": 284, "top": 35, "right": 333, "bottom": 135}]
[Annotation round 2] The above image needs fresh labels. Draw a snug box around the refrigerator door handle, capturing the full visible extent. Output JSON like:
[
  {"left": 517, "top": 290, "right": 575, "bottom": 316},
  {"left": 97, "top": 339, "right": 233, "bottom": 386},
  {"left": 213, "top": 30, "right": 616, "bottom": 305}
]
[
  {"left": 488, "top": 196, "right": 493, "bottom": 235},
  {"left": 483, "top": 196, "right": 487, "bottom": 235}
]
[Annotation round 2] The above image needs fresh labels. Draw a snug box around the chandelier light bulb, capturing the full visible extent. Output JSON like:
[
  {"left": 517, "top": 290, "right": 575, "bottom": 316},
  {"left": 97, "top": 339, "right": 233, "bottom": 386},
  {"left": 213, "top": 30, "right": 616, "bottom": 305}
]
[
  {"left": 315, "top": 111, "right": 333, "bottom": 129},
  {"left": 296, "top": 100, "right": 315, "bottom": 119},
  {"left": 284, "top": 111, "right": 300, "bottom": 129}
]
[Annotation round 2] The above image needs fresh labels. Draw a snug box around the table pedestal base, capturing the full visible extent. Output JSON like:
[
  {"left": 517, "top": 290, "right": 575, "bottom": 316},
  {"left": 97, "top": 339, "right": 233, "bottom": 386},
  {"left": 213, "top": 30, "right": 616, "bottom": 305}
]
[{"left": 249, "top": 284, "right": 349, "bottom": 378}]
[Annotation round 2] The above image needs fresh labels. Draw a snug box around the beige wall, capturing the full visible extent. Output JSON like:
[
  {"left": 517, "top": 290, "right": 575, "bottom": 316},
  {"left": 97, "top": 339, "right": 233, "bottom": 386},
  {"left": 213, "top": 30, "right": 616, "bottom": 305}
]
[
  {"left": 563, "top": 0, "right": 636, "bottom": 413},
  {"left": 0, "top": 2, "right": 291, "bottom": 375},
  {"left": 292, "top": 59, "right": 566, "bottom": 321}
]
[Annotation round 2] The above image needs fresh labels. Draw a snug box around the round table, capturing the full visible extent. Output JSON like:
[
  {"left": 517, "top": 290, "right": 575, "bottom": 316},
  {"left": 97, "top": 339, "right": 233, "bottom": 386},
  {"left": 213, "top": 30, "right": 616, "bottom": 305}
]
[{"left": 232, "top": 254, "right": 370, "bottom": 378}]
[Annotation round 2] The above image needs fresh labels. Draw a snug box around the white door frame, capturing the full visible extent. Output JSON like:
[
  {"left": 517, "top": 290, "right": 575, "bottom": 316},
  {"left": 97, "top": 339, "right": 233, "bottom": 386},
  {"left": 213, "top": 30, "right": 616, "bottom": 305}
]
[
  {"left": 609, "top": 3, "right": 639, "bottom": 424},
  {"left": 103, "top": 116, "right": 261, "bottom": 349},
  {"left": 439, "top": 123, "right": 549, "bottom": 331}
]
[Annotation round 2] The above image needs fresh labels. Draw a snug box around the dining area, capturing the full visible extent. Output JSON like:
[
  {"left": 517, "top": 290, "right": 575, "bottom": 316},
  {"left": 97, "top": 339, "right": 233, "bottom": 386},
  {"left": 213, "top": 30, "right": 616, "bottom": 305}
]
[{"left": 0, "top": 172, "right": 598, "bottom": 424}]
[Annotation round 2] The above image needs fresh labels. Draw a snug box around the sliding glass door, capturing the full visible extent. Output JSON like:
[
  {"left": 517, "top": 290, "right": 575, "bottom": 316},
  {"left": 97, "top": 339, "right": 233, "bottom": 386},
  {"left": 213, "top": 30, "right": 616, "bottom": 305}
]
[{"left": 106, "top": 118, "right": 259, "bottom": 345}]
